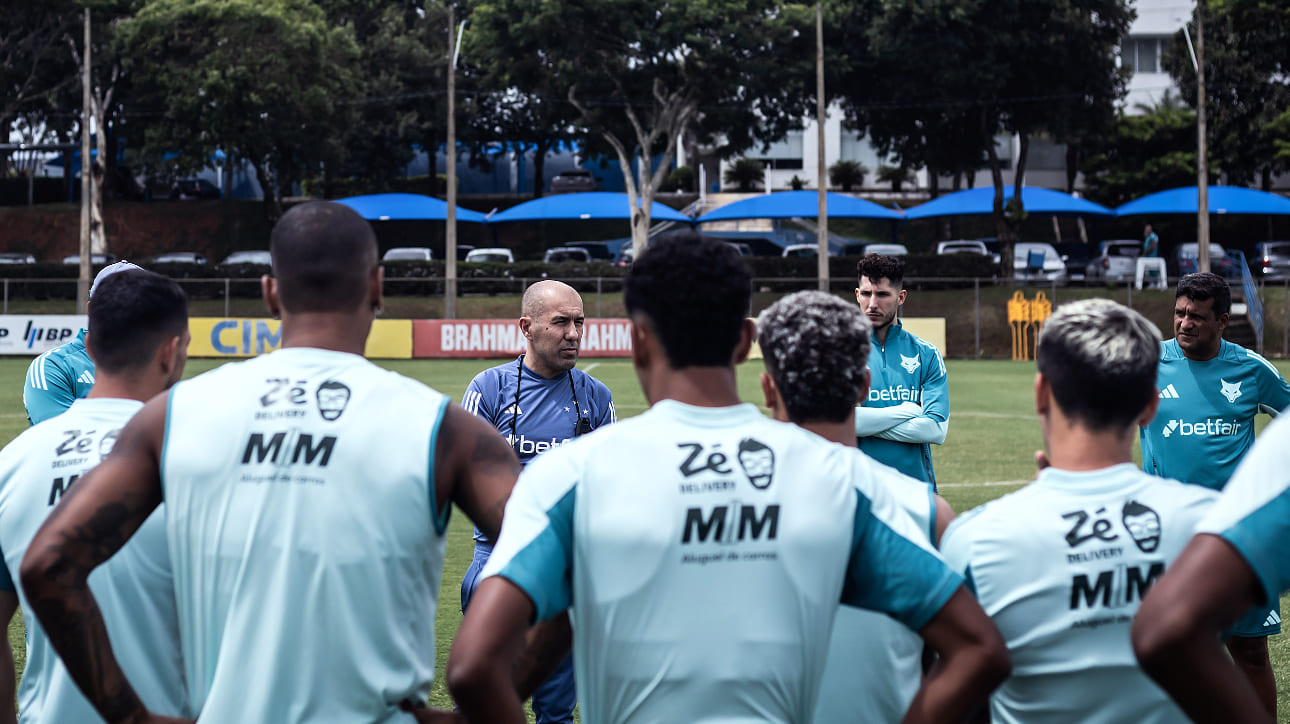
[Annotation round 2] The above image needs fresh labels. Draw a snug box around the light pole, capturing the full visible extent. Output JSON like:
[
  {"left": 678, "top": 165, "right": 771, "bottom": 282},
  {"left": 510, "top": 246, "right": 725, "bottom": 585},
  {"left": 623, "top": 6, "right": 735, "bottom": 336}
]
[
  {"left": 1181, "top": 4, "right": 1209, "bottom": 273},
  {"left": 815, "top": 2, "right": 828, "bottom": 291}
]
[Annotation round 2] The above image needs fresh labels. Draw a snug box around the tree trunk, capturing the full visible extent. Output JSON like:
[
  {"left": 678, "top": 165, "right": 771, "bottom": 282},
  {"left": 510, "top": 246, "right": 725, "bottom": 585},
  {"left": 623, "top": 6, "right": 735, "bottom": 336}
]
[
  {"left": 928, "top": 167, "right": 940, "bottom": 199},
  {"left": 1065, "top": 141, "right": 1079, "bottom": 194},
  {"left": 254, "top": 162, "right": 282, "bottom": 224},
  {"left": 532, "top": 139, "right": 550, "bottom": 198},
  {"left": 984, "top": 122, "right": 1012, "bottom": 275}
]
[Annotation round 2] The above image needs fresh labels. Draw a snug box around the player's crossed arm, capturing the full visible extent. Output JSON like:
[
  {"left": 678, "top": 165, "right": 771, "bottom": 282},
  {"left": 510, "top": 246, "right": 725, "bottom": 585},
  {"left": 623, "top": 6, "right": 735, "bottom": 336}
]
[{"left": 18, "top": 394, "right": 190, "bottom": 724}]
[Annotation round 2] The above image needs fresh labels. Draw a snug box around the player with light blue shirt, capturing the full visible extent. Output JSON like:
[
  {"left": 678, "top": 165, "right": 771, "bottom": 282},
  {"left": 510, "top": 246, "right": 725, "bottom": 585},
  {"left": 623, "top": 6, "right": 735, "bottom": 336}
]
[
  {"left": 22, "top": 260, "right": 144, "bottom": 425},
  {"left": 447, "top": 233, "right": 1010, "bottom": 724},
  {"left": 1137, "top": 272, "right": 1290, "bottom": 713},
  {"left": 942, "top": 298, "right": 1219, "bottom": 724},
  {"left": 459, "top": 279, "right": 615, "bottom": 724},
  {"left": 20, "top": 202, "right": 555, "bottom": 724},
  {"left": 1135, "top": 409, "right": 1290, "bottom": 724},
  {"left": 0, "top": 269, "right": 191, "bottom": 723},
  {"left": 854, "top": 254, "right": 949, "bottom": 487},
  {"left": 757, "top": 290, "right": 957, "bottom": 724}
]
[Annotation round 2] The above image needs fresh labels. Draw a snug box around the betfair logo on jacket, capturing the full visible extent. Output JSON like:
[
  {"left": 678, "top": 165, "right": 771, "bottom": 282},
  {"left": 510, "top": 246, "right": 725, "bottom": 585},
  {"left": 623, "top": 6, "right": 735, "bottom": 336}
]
[
  {"left": 1160, "top": 418, "right": 1242, "bottom": 438},
  {"left": 868, "top": 385, "right": 922, "bottom": 403}
]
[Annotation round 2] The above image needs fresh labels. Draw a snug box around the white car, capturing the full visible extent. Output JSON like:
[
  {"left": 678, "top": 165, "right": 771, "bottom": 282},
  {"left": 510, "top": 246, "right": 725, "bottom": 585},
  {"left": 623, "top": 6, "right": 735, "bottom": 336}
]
[
  {"left": 543, "top": 247, "right": 591, "bottom": 264},
  {"left": 220, "top": 250, "right": 272, "bottom": 266},
  {"left": 151, "top": 252, "right": 207, "bottom": 265},
  {"left": 1085, "top": 240, "right": 1140, "bottom": 282},
  {"left": 382, "top": 247, "right": 433, "bottom": 262},
  {"left": 1014, "top": 242, "right": 1068, "bottom": 283},
  {"left": 465, "top": 248, "right": 515, "bottom": 263},
  {"left": 936, "top": 240, "right": 990, "bottom": 256},
  {"left": 781, "top": 244, "right": 820, "bottom": 258}
]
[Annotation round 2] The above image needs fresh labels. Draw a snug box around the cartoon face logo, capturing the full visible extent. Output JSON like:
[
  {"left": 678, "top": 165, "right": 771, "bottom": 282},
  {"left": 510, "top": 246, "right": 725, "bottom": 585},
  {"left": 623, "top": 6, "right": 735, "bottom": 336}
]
[
  {"left": 316, "top": 380, "right": 352, "bottom": 422},
  {"left": 98, "top": 428, "right": 121, "bottom": 462},
  {"left": 736, "top": 438, "right": 775, "bottom": 489},
  {"left": 1122, "top": 500, "right": 1161, "bottom": 553},
  {"left": 900, "top": 353, "right": 920, "bottom": 374},
  {"left": 1220, "top": 379, "right": 1242, "bottom": 404}
]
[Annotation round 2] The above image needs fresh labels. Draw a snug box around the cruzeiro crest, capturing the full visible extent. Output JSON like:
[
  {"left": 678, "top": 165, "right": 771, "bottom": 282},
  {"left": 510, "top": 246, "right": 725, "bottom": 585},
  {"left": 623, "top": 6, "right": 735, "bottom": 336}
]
[
  {"left": 1219, "top": 379, "right": 1243, "bottom": 404},
  {"left": 900, "top": 353, "right": 920, "bottom": 374}
]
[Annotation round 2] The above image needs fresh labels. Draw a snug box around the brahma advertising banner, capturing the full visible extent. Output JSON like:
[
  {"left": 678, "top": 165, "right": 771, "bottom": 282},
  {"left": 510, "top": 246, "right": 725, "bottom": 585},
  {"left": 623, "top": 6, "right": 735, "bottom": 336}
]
[
  {"left": 413, "top": 318, "right": 634, "bottom": 358},
  {"left": 0, "top": 315, "right": 87, "bottom": 355}
]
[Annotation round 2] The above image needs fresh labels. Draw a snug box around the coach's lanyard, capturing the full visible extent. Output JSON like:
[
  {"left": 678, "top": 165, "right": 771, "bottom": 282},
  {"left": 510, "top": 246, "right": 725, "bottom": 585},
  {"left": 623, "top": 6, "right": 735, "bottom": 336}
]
[{"left": 511, "top": 355, "right": 590, "bottom": 453}]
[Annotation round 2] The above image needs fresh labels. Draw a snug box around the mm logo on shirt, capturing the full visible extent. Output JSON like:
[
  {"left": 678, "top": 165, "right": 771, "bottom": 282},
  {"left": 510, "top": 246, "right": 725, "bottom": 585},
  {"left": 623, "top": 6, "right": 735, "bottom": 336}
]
[
  {"left": 241, "top": 430, "right": 337, "bottom": 467},
  {"left": 1069, "top": 562, "right": 1164, "bottom": 610},
  {"left": 1160, "top": 418, "right": 1242, "bottom": 438},
  {"left": 681, "top": 501, "right": 779, "bottom": 544},
  {"left": 868, "top": 385, "right": 921, "bottom": 404}
]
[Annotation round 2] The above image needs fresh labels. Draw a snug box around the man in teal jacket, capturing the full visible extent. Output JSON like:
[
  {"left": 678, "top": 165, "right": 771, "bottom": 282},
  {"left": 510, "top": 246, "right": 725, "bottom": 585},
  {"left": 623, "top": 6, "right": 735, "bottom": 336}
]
[
  {"left": 854, "top": 254, "right": 949, "bottom": 487},
  {"left": 23, "top": 261, "right": 143, "bottom": 425}
]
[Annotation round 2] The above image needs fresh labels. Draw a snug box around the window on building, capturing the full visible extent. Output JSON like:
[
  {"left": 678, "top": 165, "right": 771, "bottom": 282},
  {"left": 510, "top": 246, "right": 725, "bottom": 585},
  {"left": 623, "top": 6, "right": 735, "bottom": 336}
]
[
  {"left": 751, "top": 132, "right": 804, "bottom": 170},
  {"left": 1123, "top": 36, "right": 1169, "bottom": 74}
]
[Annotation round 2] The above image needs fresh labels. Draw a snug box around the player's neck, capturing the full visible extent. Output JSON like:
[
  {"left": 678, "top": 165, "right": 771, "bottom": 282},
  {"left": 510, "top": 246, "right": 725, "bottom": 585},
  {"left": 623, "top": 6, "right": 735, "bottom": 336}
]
[
  {"left": 796, "top": 418, "right": 852, "bottom": 447},
  {"left": 522, "top": 353, "right": 567, "bottom": 380},
  {"left": 1042, "top": 415, "right": 1134, "bottom": 471},
  {"left": 279, "top": 313, "right": 372, "bottom": 356},
  {"left": 1180, "top": 341, "right": 1222, "bottom": 362},
  {"left": 646, "top": 367, "right": 742, "bottom": 408},
  {"left": 87, "top": 376, "right": 164, "bottom": 404}
]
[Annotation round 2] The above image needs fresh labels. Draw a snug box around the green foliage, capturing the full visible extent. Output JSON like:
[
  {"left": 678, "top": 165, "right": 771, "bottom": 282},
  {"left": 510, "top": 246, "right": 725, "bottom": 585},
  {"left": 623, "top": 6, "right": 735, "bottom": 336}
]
[
  {"left": 876, "top": 164, "right": 913, "bottom": 192},
  {"left": 1083, "top": 94, "right": 1210, "bottom": 207},
  {"left": 116, "top": 0, "right": 362, "bottom": 221},
  {"left": 662, "top": 165, "right": 695, "bottom": 193},
  {"left": 1164, "top": 0, "right": 1290, "bottom": 189},
  {"left": 723, "top": 158, "right": 764, "bottom": 192},
  {"left": 828, "top": 160, "right": 867, "bottom": 191},
  {"left": 788, "top": 175, "right": 806, "bottom": 191}
]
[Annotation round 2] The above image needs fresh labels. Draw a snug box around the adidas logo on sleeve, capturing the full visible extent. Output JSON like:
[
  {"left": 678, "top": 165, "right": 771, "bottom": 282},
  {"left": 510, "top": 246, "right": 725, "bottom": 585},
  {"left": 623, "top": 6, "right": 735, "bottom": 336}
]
[{"left": 1158, "top": 384, "right": 1179, "bottom": 399}]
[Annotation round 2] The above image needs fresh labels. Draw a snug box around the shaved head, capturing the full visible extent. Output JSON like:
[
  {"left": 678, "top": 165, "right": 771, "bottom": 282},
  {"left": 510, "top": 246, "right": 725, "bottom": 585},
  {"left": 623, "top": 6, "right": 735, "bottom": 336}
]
[
  {"left": 270, "top": 201, "right": 378, "bottom": 313},
  {"left": 521, "top": 280, "right": 580, "bottom": 319}
]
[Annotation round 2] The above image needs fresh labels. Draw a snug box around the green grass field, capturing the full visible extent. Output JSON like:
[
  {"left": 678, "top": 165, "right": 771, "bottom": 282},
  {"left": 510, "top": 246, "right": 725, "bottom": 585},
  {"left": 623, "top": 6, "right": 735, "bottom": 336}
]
[{"left": 4, "top": 355, "right": 1290, "bottom": 720}]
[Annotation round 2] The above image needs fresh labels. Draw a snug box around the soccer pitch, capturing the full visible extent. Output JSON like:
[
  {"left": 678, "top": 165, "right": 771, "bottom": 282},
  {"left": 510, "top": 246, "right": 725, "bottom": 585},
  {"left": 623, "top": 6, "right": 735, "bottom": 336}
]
[{"left": 3, "top": 355, "right": 1290, "bottom": 720}]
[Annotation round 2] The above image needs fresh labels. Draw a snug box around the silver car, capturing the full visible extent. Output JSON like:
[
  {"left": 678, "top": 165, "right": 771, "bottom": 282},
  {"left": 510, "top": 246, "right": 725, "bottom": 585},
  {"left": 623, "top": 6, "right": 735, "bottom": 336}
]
[
  {"left": 1255, "top": 242, "right": 1290, "bottom": 281},
  {"left": 1014, "top": 242, "right": 1068, "bottom": 284},
  {"left": 1085, "top": 240, "right": 1141, "bottom": 282}
]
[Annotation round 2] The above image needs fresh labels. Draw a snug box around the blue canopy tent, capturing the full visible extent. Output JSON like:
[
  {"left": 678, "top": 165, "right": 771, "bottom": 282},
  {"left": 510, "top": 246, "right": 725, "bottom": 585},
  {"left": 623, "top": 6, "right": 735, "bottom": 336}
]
[
  {"left": 486, "top": 191, "right": 692, "bottom": 223},
  {"left": 335, "top": 192, "right": 487, "bottom": 223},
  {"left": 1114, "top": 186, "right": 1290, "bottom": 216},
  {"left": 903, "top": 185, "right": 1115, "bottom": 219},
  {"left": 694, "top": 190, "right": 905, "bottom": 223}
]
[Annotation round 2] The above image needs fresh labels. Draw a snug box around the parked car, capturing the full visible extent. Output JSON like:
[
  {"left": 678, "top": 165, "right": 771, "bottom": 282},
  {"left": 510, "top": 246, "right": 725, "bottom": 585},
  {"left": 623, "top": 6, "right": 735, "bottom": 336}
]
[
  {"left": 1175, "top": 242, "right": 1235, "bottom": 279},
  {"left": 615, "top": 246, "right": 635, "bottom": 267},
  {"left": 936, "top": 240, "right": 990, "bottom": 256},
  {"left": 563, "top": 241, "right": 616, "bottom": 261},
  {"left": 543, "top": 247, "right": 592, "bottom": 264},
  {"left": 62, "top": 254, "right": 118, "bottom": 265},
  {"left": 1013, "top": 242, "right": 1068, "bottom": 283},
  {"left": 151, "top": 251, "right": 207, "bottom": 265},
  {"left": 0, "top": 253, "right": 36, "bottom": 264},
  {"left": 220, "top": 250, "right": 272, "bottom": 266},
  {"left": 723, "top": 242, "right": 754, "bottom": 257},
  {"left": 465, "top": 248, "right": 515, "bottom": 263},
  {"left": 549, "top": 169, "right": 599, "bottom": 194},
  {"left": 1053, "top": 242, "right": 1090, "bottom": 282},
  {"left": 169, "top": 178, "right": 221, "bottom": 200},
  {"left": 781, "top": 243, "right": 819, "bottom": 258},
  {"left": 1084, "top": 240, "right": 1141, "bottom": 283},
  {"left": 843, "top": 242, "right": 908, "bottom": 256},
  {"left": 382, "top": 247, "right": 433, "bottom": 262},
  {"left": 455, "top": 245, "right": 475, "bottom": 261},
  {"left": 1254, "top": 241, "right": 1290, "bottom": 281}
]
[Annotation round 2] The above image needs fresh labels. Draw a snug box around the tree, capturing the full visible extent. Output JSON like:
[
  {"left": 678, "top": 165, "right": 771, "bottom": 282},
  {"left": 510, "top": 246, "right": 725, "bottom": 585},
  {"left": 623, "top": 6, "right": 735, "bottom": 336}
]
[
  {"left": 0, "top": 2, "right": 77, "bottom": 141},
  {"left": 876, "top": 164, "right": 912, "bottom": 192},
  {"left": 723, "top": 158, "right": 763, "bottom": 192},
  {"left": 828, "top": 160, "right": 866, "bottom": 191},
  {"left": 1164, "top": 0, "right": 1290, "bottom": 190},
  {"left": 467, "top": 0, "right": 816, "bottom": 254},
  {"left": 117, "top": 0, "right": 361, "bottom": 222},
  {"left": 1083, "top": 92, "right": 1210, "bottom": 207},
  {"left": 833, "top": 0, "right": 1131, "bottom": 271}
]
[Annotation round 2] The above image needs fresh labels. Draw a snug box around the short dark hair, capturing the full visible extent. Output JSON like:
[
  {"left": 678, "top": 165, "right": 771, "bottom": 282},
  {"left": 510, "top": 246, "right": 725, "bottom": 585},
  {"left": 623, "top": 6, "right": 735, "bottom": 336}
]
[
  {"left": 1036, "top": 299, "right": 1160, "bottom": 431},
  {"left": 87, "top": 269, "right": 189, "bottom": 373},
  {"left": 1176, "top": 272, "right": 1231, "bottom": 316},
  {"left": 624, "top": 232, "right": 751, "bottom": 368},
  {"left": 857, "top": 254, "right": 904, "bottom": 288},
  {"left": 270, "top": 201, "right": 378, "bottom": 313},
  {"left": 759, "top": 291, "right": 871, "bottom": 424}
]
